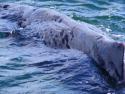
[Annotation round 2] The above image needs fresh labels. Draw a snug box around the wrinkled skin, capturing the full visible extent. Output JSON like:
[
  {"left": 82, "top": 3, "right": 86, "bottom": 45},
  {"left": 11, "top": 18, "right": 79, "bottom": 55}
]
[{"left": 0, "top": 3, "right": 125, "bottom": 85}]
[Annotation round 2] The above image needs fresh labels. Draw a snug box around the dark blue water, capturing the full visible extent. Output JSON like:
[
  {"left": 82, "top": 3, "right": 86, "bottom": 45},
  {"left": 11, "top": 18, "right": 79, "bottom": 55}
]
[{"left": 0, "top": 0, "right": 125, "bottom": 94}]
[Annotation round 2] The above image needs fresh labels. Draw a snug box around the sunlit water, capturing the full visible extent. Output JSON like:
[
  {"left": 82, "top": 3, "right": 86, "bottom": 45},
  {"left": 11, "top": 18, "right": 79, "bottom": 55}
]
[{"left": 0, "top": 0, "right": 125, "bottom": 94}]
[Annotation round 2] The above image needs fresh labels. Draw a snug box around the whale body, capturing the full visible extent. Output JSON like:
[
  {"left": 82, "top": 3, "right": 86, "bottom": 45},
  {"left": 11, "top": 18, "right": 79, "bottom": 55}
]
[{"left": 0, "top": 3, "right": 125, "bottom": 84}]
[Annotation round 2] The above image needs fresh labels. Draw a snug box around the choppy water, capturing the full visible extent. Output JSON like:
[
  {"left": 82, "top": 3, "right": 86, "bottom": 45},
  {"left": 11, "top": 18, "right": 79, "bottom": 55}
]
[{"left": 0, "top": 0, "right": 125, "bottom": 94}]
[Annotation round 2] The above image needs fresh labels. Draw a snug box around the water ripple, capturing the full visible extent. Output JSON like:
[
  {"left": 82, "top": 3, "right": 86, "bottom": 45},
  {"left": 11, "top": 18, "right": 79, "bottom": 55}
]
[{"left": 0, "top": 0, "right": 124, "bottom": 94}]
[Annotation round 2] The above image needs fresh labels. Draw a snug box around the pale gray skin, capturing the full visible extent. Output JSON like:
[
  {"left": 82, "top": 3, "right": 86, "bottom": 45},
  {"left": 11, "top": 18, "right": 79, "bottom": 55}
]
[{"left": 0, "top": 3, "right": 125, "bottom": 84}]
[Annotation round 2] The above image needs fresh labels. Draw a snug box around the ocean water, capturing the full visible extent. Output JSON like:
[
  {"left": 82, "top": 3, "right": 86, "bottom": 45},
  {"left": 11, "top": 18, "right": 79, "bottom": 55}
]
[{"left": 0, "top": 0, "right": 125, "bottom": 94}]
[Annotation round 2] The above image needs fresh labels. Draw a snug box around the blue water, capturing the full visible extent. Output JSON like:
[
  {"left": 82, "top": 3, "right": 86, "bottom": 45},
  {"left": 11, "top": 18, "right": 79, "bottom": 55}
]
[{"left": 0, "top": 0, "right": 125, "bottom": 94}]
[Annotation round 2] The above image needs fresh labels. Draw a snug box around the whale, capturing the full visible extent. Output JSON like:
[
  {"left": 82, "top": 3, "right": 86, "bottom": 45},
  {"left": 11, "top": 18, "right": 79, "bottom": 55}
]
[{"left": 0, "top": 3, "right": 125, "bottom": 85}]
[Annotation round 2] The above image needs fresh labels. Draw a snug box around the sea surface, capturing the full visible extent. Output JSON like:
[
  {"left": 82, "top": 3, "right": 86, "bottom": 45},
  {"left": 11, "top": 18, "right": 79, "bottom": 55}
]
[{"left": 0, "top": 0, "right": 125, "bottom": 94}]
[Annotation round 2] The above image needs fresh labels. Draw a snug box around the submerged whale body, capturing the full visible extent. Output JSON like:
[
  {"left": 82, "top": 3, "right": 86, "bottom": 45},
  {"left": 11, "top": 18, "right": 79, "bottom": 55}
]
[{"left": 0, "top": 3, "right": 125, "bottom": 85}]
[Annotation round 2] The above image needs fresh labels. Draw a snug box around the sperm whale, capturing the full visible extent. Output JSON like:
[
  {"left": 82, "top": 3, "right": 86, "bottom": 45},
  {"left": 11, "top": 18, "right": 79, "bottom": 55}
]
[{"left": 0, "top": 3, "right": 124, "bottom": 84}]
